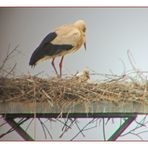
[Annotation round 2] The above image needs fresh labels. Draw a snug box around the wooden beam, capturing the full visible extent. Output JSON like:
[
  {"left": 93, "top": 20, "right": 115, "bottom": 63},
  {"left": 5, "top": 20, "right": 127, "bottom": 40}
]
[
  {"left": 108, "top": 114, "right": 137, "bottom": 141},
  {"left": 2, "top": 113, "right": 138, "bottom": 119},
  {"left": 5, "top": 117, "right": 34, "bottom": 141},
  {"left": 0, "top": 101, "right": 147, "bottom": 114}
]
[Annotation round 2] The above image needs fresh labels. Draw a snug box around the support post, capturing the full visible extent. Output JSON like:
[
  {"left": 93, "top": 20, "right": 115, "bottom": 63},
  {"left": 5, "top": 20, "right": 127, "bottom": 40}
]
[
  {"left": 108, "top": 114, "right": 137, "bottom": 141},
  {"left": 1, "top": 113, "right": 138, "bottom": 141},
  {"left": 5, "top": 117, "right": 34, "bottom": 141}
]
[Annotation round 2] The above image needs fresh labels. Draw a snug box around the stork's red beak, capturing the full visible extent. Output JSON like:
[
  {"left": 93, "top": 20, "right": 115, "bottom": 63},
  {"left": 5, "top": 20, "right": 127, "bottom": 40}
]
[{"left": 84, "top": 42, "right": 86, "bottom": 50}]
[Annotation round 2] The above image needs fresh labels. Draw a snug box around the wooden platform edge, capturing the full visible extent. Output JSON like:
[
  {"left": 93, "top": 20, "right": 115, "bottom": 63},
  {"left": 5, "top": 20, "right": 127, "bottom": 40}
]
[{"left": 0, "top": 100, "right": 148, "bottom": 114}]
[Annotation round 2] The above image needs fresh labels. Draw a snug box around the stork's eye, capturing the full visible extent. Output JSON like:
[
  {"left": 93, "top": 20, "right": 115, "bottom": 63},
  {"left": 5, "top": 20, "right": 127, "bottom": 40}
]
[{"left": 83, "top": 27, "right": 86, "bottom": 32}]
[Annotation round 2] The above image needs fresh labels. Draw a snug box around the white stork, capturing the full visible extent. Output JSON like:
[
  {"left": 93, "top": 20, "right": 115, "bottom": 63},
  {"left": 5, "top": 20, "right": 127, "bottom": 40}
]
[{"left": 29, "top": 20, "right": 86, "bottom": 77}]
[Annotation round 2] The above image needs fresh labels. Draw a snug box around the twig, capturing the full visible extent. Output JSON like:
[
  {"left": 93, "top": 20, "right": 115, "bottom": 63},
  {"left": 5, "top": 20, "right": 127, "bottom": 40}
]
[
  {"left": 127, "top": 49, "right": 144, "bottom": 81},
  {"left": 38, "top": 118, "right": 53, "bottom": 139},
  {"left": 56, "top": 118, "right": 72, "bottom": 129},
  {"left": 61, "top": 118, "right": 70, "bottom": 131},
  {"left": 70, "top": 118, "right": 96, "bottom": 141},
  {"left": 74, "top": 119, "right": 85, "bottom": 137},
  {"left": 102, "top": 118, "right": 106, "bottom": 141},
  {"left": 0, "top": 118, "right": 28, "bottom": 139},
  {"left": 121, "top": 116, "right": 148, "bottom": 137},
  {"left": 38, "top": 118, "right": 47, "bottom": 139},
  {"left": 0, "top": 45, "right": 19, "bottom": 71},
  {"left": 82, "top": 119, "right": 98, "bottom": 131},
  {"left": 59, "top": 118, "right": 76, "bottom": 138},
  {"left": 5, "top": 63, "right": 17, "bottom": 77},
  {"left": 129, "top": 132, "right": 143, "bottom": 140},
  {"left": 0, "top": 121, "right": 7, "bottom": 128},
  {"left": 25, "top": 118, "right": 34, "bottom": 131}
]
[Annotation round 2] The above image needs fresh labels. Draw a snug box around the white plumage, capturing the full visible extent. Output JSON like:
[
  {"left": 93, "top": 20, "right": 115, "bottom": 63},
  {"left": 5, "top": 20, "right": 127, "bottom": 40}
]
[{"left": 29, "top": 20, "right": 87, "bottom": 77}]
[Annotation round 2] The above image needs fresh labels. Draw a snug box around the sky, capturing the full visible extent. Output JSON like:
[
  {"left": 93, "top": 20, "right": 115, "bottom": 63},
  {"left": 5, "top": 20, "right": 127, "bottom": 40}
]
[
  {"left": 1, "top": 8, "right": 148, "bottom": 78},
  {"left": 1, "top": 7, "right": 148, "bottom": 140}
]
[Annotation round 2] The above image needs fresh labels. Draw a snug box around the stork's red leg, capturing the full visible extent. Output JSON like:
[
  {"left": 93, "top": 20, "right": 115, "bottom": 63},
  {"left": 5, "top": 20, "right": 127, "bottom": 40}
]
[
  {"left": 59, "top": 56, "right": 64, "bottom": 77},
  {"left": 51, "top": 58, "right": 58, "bottom": 76}
]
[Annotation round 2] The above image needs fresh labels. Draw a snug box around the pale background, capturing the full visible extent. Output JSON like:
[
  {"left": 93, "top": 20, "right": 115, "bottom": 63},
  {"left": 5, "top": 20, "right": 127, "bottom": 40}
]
[
  {"left": 1, "top": 7, "right": 148, "bottom": 140},
  {"left": 1, "top": 8, "right": 148, "bottom": 77}
]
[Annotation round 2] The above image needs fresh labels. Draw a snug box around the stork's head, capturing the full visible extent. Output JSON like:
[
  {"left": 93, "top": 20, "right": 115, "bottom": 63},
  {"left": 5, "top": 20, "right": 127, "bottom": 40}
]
[
  {"left": 74, "top": 20, "right": 87, "bottom": 50},
  {"left": 74, "top": 20, "right": 86, "bottom": 33}
]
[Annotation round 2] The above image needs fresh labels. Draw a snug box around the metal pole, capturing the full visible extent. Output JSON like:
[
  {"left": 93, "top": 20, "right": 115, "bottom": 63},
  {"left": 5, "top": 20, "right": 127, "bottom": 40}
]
[
  {"left": 108, "top": 114, "right": 137, "bottom": 141},
  {"left": 3, "top": 113, "right": 138, "bottom": 118},
  {"left": 5, "top": 117, "right": 34, "bottom": 141}
]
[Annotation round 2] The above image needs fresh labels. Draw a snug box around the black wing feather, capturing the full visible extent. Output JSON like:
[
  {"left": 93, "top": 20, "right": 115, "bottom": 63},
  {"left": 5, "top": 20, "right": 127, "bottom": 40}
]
[{"left": 29, "top": 32, "right": 73, "bottom": 66}]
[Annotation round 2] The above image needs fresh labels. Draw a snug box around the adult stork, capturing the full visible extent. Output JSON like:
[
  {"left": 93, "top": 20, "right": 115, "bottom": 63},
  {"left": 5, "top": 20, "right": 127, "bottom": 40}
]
[{"left": 29, "top": 20, "right": 86, "bottom": 77}]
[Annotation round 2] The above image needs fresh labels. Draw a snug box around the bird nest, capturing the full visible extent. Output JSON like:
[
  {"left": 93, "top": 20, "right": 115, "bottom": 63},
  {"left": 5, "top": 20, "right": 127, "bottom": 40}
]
[
  {"left": 1, "top": 73, "right": 148, "bottom": 106},
  {"left": 1, "top": 47, "right": 148, "bottom": 108}
]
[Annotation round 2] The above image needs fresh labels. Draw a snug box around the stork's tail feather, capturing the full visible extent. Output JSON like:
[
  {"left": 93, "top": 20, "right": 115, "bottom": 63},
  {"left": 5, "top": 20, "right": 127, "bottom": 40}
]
[
  {"left": 29, "top": 58, "right": 36, "bottom": 66},
  {"left": 29, "top": 52, "right": 37, "bottom": 66},
  {"left": 29, "top": 48, "right": 44, "bottom": 66},
  {"left": 29, "top": 55, "right": 35, "bottom": 66}
]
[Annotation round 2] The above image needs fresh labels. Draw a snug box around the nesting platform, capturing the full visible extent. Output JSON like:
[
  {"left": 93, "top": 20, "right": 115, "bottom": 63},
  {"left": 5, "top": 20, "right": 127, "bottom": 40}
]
[
  {"left": 0, "top": 75, "right": 148, "bottom": 116},
  {"left": 0, "top": 100, "right": 148, "bottom": 114},
  {"left": 1, "top": 75, "right": 147, "bottom": 141}
]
